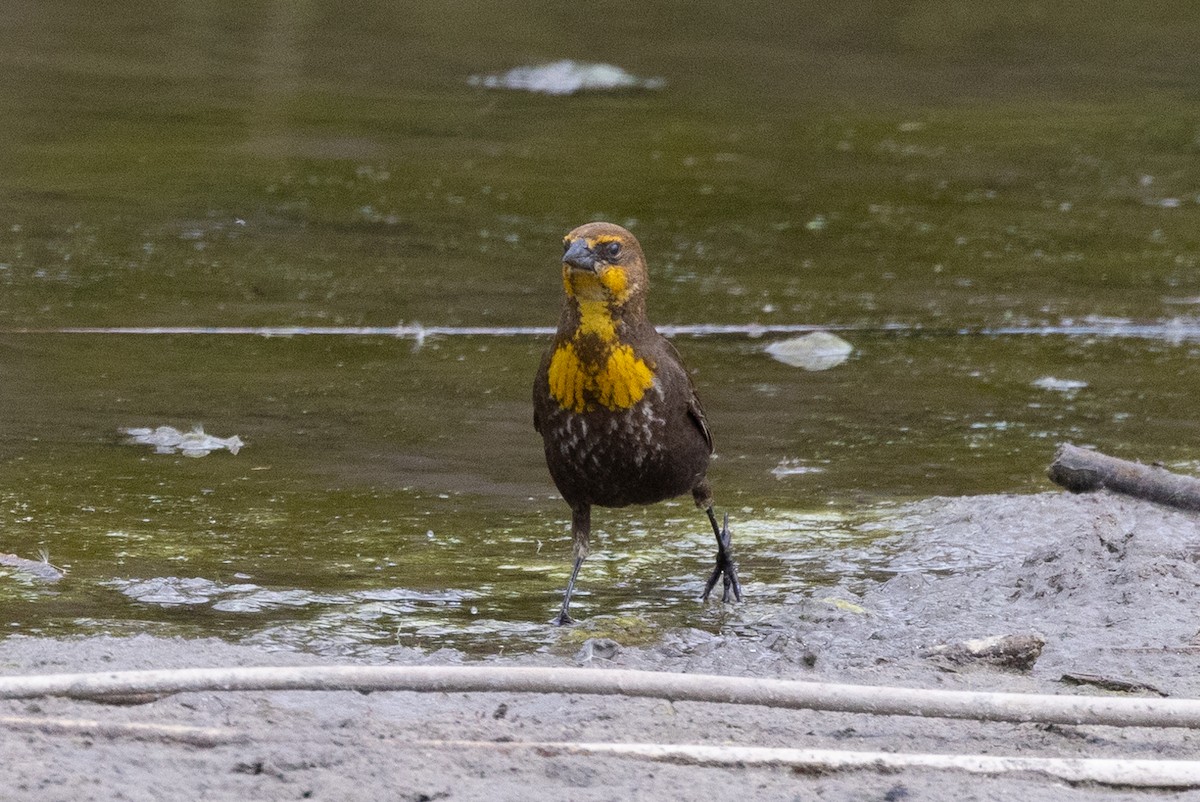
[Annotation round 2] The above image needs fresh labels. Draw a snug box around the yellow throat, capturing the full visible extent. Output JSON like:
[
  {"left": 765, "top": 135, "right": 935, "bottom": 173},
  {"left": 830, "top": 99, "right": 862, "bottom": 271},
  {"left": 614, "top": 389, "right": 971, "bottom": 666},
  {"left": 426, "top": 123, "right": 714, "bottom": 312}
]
[{"left": 547, "top": 268, "right": 655, "bottom": 414}]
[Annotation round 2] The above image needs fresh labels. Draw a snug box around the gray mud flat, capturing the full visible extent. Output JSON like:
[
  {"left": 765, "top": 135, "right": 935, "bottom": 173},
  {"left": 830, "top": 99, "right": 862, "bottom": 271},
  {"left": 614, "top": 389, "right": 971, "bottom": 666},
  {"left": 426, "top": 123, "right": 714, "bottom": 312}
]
[{"left": 5, "top": 492, "right": 1200, "bottom": 801}]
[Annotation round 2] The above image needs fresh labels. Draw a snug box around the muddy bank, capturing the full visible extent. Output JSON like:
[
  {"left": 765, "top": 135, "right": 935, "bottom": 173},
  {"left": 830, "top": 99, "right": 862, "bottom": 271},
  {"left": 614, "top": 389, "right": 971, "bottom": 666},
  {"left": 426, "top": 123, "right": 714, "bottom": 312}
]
[{"left": 4, "top": 491, "right": 1200, "bottom": 801}]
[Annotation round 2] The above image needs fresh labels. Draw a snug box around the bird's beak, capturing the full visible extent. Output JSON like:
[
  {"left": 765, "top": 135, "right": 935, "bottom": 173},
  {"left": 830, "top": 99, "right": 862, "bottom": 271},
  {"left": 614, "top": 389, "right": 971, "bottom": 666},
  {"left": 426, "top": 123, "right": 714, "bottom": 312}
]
[{"left": 562, "top": 239, "right": 596, "bottom": 272}]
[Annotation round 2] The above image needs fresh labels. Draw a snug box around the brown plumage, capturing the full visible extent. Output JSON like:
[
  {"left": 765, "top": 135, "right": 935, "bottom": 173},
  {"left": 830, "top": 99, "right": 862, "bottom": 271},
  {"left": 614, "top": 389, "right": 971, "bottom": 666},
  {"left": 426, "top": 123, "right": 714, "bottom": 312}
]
[{"left": 533, "top": 222, "right": 742, "bottom": 624}]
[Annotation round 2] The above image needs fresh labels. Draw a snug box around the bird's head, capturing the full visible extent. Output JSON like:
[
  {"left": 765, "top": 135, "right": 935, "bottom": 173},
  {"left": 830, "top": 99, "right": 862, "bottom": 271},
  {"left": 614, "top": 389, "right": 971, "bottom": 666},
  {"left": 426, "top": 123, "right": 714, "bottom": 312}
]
[{"left": 560, "top": 222, "right": 648, "bottom": 311}]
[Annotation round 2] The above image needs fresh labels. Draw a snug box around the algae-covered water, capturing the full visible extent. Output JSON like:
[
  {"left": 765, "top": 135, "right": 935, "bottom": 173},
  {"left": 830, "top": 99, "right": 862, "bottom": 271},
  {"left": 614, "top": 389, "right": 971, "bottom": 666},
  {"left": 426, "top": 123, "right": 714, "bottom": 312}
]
[{"left": 3, "top": 1, "right": 1200, "bottom": 654}]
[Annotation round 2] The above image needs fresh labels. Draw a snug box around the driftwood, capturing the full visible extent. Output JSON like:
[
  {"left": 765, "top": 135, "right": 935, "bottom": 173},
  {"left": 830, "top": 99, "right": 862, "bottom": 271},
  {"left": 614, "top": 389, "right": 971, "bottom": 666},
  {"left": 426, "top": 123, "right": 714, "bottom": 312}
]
[
  {"left": 0, "top": 715, "right": 244, "bottom": 747},
  {"left": 1048, "top": 444, "right": 1200, "bottom": 512},
  {"left": 422, "top": 740, "right": 1200, "bottom": 789},
  {"left": 5, "top": 665, "right": 1200, "bottom": 729},
  {"left": 921, "top": 633, "right": 1045, "bottom": 672}
]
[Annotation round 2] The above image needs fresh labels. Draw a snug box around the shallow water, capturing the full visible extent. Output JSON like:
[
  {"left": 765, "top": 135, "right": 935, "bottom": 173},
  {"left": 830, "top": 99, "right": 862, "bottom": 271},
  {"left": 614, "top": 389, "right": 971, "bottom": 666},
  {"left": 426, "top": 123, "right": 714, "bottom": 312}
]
[{"left": 2, "top": 2, "right": 1200, "bottom": 655}]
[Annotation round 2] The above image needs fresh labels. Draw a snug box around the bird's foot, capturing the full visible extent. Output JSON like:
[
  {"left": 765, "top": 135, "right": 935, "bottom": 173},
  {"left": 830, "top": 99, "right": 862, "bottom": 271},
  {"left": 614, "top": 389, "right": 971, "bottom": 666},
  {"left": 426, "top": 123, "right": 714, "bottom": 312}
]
[
  {"left": 701, "top": 514, "right": 742, "bottom": 603},
  {"left": 553, "top": 610, "right": 576, "bottom": 626}
]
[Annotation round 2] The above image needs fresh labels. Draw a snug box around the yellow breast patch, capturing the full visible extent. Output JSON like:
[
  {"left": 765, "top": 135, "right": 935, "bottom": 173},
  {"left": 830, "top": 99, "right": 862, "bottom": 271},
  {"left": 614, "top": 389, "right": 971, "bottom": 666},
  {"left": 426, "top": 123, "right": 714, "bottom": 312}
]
[
  {"left": 548, "top": 340, "right": 655, "bottom": 414},
  {"left": 550, "top": 261, "right": 653, "bottom": 413}
]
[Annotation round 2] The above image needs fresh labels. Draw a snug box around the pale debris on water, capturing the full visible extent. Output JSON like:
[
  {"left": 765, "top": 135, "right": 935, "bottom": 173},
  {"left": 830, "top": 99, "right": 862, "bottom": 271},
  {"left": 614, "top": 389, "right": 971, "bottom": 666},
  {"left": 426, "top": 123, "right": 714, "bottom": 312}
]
[
  {"left": 467, "top": 60, "right": 666, "bottom": 95},
  {"left": 0, "top": 552, "right": 66, "bottom": 582},
  {"left": 765, "top": 331, "right": 853, "bottom": 370},
  {"left": 1031, "top": 376, "right": 1088, "bottom": 394},
  {"left": 105, "top": 576, "right": 475, "bottom": 611},
  {"left": 771, "top": 458, "right": 826, "bottom": 478},
  {"left": 122, "top": 425, "right": 244, "bottom": 457}
]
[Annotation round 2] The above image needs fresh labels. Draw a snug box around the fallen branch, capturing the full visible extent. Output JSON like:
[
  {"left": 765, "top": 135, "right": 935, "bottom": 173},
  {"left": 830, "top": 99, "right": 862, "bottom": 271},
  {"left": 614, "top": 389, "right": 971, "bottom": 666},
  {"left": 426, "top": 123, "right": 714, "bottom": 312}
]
[
  {"left": 1061, "top": 673, "right": 1168, "bottom": 697},
  {"left": 420, "top": 740, "right": 1200, "bottom": 789},
  {"left": 0, "top": 714, "right": 244, "bottom": 747},
  {"left": 3, "top": 666, "right": 1200, "bottom": 729},
  {"left": 1048, "top": 443, "right": 1200, "bottom": 511}
]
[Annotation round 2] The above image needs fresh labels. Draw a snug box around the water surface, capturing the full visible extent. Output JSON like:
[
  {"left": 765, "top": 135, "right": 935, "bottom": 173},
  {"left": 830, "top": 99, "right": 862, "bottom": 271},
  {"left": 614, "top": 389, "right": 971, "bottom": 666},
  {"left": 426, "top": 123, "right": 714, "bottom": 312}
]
[{"left": 3, "top": 1, "right": 1200, "bottom": 654}]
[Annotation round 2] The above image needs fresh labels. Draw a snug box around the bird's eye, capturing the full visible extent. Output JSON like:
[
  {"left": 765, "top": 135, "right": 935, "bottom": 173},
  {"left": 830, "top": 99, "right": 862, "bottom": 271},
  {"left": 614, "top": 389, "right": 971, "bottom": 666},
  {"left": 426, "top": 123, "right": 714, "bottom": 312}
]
[
  {"left": 563, "top": 240, "right": 571, "bottom": 253},
  {"left": 605, "top": 241, "right": 621, "bottom": 258}
]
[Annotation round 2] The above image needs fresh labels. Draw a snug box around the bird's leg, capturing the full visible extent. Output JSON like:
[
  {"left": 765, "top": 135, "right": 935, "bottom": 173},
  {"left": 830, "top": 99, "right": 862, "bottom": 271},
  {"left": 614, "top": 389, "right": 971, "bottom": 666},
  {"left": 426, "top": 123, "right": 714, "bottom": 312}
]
[
  {"left": 555, "top": 504, "right": 591, "bottom": 625},
  {"left": 555, "top": 556, "right": 584, "bottom": 626},
  {"left": 701, "top": 507, "right": 742, "bottom": 603}
]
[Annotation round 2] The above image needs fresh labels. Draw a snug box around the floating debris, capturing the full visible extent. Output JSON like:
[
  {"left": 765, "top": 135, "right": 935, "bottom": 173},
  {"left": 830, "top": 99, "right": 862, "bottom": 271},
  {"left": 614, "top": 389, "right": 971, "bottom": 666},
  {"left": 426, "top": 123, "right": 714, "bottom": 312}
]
[
  {"left": 108, "top": 576, "right": 258, "bottom": 606},
  {"left": 105, "top": 576, "right": 473, "bottom": 613},
  {"left": 122, "top": 425, "right": 244, "bottom": 457},
  {"left": 1031, "top": 376, "right": 1087, "bottom": 394},
  {"left": 0, "top": 551, "right": 65, "bottom": 582},
  {"left": 765, "top": 331, "right": 853, "bottom": 370},
  {"left": 106, "top": 577, "right": 339, "bottom": 610},
  {"left": 771, "top": 459, "right": 826, "bottom": 478},
  {"left": 467, "top": 60, "right": 666, "bottom": 95}
]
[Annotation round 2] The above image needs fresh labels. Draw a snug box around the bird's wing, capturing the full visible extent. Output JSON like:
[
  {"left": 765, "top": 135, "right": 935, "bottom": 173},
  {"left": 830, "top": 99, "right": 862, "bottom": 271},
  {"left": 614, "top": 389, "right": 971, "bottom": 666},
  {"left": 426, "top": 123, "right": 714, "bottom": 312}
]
[
  {"left": 658, "top": 334, "right": 714, "bottom": 454},
  {"left": 686, "top": 388, "right": 714, "bottom": 454},
  {"left": 532, "top": 345, "right": 553, "bottom": 434}
]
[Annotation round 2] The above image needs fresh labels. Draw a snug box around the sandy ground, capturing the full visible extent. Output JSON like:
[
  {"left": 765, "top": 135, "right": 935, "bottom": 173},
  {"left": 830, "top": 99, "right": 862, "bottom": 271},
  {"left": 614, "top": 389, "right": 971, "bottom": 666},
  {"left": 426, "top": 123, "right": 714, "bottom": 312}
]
[{"left": 5, "top": 491, "right": 1200, "bottom": 801}]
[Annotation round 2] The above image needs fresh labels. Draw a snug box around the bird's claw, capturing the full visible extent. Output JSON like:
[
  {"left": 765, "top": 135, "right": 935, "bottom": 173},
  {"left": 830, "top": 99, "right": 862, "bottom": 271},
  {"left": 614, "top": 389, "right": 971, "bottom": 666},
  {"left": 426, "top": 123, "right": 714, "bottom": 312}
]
[{"left": 701, "top": 513, "right": 742, "bottom": 603}]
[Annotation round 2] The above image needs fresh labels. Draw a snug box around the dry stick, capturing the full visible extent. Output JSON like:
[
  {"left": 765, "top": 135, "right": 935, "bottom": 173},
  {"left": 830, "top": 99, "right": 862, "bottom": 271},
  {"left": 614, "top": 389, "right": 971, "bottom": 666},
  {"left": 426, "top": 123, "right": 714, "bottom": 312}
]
[
  {"left": 3, "top": 666, "right": 1200, "bottom": 729},
  {"left": 421, "top": 740, "right": 1200, "bottom": 790},
  {"left": 1048, "top": 443, "right": 1200, "bottom": 512},
  {"left": 0, "top": 714, "right": 244, "bottom": 747}
]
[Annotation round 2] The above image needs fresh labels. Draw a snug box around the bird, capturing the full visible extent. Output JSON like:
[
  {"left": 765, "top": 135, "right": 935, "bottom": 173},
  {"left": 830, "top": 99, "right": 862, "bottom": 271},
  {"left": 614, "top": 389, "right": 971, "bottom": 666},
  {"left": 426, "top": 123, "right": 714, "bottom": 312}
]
[{"left": 532, "top": 221, "right": 742, "bottom": 625}]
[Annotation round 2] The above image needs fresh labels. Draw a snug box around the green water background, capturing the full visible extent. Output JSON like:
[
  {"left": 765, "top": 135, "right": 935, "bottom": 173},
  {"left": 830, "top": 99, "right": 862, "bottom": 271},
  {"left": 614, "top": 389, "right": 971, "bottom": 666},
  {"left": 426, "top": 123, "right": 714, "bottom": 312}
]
[{"left": 3, "top": 1, "right": 1200, "bottom": 653}]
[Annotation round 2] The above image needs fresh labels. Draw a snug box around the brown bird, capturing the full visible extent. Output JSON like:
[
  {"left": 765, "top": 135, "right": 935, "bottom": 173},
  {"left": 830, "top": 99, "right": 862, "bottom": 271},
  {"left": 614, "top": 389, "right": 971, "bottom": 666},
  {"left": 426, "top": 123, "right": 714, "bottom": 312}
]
[{"left": 533, "top": 222, "right": 742, "bottom": 624}]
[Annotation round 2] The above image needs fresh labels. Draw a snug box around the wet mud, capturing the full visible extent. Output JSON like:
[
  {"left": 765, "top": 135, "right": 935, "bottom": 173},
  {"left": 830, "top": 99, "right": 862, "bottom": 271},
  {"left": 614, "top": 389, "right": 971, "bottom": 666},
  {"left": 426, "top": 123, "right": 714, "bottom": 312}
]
[{"left": 4, "top": 491, "right": 1200, "bottom": 800}]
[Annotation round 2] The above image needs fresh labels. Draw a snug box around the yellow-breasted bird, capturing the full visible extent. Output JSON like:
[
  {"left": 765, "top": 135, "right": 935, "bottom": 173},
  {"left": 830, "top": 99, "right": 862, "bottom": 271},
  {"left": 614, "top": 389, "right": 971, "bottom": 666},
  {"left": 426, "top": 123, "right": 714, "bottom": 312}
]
[{"left": 533, "top": 222, "right": 742, "bottom": 625}]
